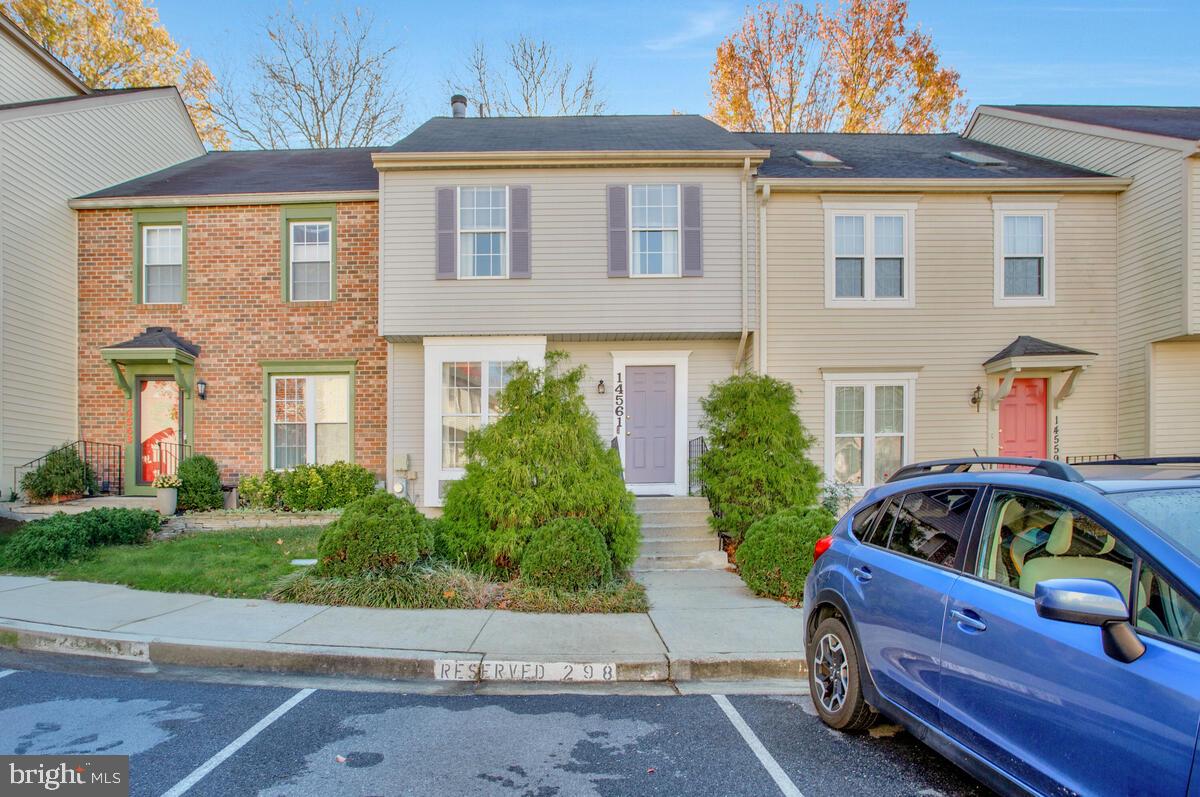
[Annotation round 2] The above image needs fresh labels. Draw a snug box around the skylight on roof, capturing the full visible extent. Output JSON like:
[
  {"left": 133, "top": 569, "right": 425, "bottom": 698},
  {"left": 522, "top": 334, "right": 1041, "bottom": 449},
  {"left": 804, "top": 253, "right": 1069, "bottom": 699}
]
[
  {"left": 795, "top": 149, "right": 843, "bottom": 166},
  {"left": 949, "top": 150, "right": 1007, "bottom": 167}
]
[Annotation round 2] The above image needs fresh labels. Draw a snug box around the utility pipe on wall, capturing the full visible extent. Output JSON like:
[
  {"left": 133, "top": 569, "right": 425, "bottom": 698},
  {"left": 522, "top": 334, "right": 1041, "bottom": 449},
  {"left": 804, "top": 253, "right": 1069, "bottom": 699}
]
[
  {"left": 735, "top": 157, "right": 750, "bottom": 373},
  {"left": 758, "top": 184, "right": 771, "bottom": 374}
]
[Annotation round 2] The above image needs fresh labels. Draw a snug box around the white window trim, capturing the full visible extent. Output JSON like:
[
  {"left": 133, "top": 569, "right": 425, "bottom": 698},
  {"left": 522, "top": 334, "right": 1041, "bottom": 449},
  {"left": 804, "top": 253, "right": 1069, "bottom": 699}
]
[
  {"left": 611, "top": 350, "right": 690, "bottom": 497},
  {"left": 822, "top": 371, "right": 917, "bottom": 491},
  {"left": 422, "top": 336, "right": 547, "bottom": 507},
  {"left": 141, "top": 223, "right": 183, "bottom": 305},
  {"left": 993, "top": 201, "right": 1056, "bottom": 307},
  {"left": 288, "top": 220, "right": 332, "bottom": 303},
  {"left": 629, "top": 184, "right": 682, "bottom": 279},
  {"left": 457, "top": 185, "right": 510, "bottom": 280},
  {"left": 269, "top": 374, "right": 350, "bottom": 469},
  {"left": 822, "top": 201, "right": 917, "bottom": 308}
]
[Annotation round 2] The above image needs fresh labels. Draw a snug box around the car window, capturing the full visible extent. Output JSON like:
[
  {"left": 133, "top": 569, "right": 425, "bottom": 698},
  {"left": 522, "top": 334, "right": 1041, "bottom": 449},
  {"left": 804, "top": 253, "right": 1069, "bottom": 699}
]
[
  {"left": 976, "top": 490, "right": 1136, "bottom": 601},
  {"left": 851, "top": 500, "right": 884, "bottom": 543},
  {"left": 1110, "top": 488, "right": 1200, "bottom": 565},
  {"left": 882, "top": 488, "right": 976, "bottom": 567},
  {"left": 1135, "top": 561, "right": 1200, "bottom": 646}
]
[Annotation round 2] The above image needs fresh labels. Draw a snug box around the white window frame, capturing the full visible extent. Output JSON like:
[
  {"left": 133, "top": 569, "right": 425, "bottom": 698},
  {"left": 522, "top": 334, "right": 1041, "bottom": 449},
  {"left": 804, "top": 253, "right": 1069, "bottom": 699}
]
[
  {"left": 457, "top": 185, "right": 510, "bottom": 280},
  {"left": 993, "top": 201, "right": 1056, "bottom": 307},
  {"left": 629, "top": 183, "right": 682, "bottom": 279},
  {"left": 822, "top": 201, "right": 917, "bottom": 308},
  {"left": 141, "top": 223, "right": 183, "bottom": 305},
  {"left": 822, "top": 371, "right": 917, "bottom": 490},
  {"left": 288, "top": 220, "right": 332, "bottom": 303},
  {"left": 422, "top": 336, "right": 547, "bottom": 506},
  {"left": 269, "top": 373, "right": 350, "bottom": 469}
]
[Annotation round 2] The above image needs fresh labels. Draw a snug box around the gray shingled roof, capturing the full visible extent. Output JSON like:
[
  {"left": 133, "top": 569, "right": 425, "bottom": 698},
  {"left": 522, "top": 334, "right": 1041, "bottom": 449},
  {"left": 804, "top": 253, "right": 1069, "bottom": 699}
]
[
  {"left": 984, "top": 336, "right": 1095, "bottom": 365},
  {"left": 105, "top": 327, "right": 200, "bottom": 358},
  {"left": 387, "top": 115, "right": 763, "bottom": 153},
  {"left": 997, "top": 105, "right": 1200, "bottom": 142},
  {"left": 745, "top": 132, "right": 1110, "bottom": 179},
  {"left": 79, "top": 148, "right": 381, "bottom": 199}
]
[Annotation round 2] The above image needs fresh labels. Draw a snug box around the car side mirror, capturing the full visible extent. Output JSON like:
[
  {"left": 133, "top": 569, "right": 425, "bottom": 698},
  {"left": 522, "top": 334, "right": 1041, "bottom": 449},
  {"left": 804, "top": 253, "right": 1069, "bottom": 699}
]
[{"left": 1034, "top": 578, "right": 1146, "bottom": 663}]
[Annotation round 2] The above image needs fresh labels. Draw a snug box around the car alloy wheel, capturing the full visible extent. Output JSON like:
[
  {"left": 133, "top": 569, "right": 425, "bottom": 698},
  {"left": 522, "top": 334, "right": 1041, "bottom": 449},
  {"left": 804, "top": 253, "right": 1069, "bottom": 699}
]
[{"left": 813, "top": 632, "right": 849, "bottom": 714}]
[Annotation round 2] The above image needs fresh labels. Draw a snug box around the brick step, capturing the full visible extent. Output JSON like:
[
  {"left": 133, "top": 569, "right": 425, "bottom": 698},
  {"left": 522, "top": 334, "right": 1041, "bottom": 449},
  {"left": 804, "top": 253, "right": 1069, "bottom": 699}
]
[
  {"left": 635, "top": 496, "right": 710, "bottom": 513},
  {"left": 639, "top": 537, "right": 719, "bottom": 557}
]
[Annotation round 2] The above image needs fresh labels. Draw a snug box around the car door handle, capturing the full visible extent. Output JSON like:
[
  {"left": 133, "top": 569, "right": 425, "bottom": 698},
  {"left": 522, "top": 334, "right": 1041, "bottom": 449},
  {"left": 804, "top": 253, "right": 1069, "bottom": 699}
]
[
  {"left": 951, "top": 608, "right": 987, "bottom": 632},
  {"left": 852, "top": 566, "right": 873, "bottom": 583}
]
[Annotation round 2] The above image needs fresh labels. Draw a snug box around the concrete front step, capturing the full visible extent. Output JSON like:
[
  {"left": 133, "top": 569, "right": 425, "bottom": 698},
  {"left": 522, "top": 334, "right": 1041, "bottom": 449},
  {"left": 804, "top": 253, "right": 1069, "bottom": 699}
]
[
  {"left": 640, "top": 537, "right": 720, "bottom": 557},
  {"left": 632, "top": 550, "right": 729, "bottom": 571},
  {"left": 638, "top": 509, "right": 712, "bottom": 526},
  {"left": 635, "top": 496, "right": 710, "bottom": 512}
]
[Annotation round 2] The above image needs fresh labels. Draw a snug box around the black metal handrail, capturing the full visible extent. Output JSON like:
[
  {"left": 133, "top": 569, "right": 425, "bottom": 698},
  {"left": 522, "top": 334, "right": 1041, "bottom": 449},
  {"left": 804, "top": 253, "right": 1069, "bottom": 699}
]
[
  {"left": 154, "top": 441, "right": 193, "bottom": 480},
  {"left": 1066, "top": 454, "right": 1121, "bottom": 464},
  {"left": 688, "top": 436, "right": 708, "bottom": 496},
  {"left": 13, "top": 440, "right": 124, "bottom": 498}
]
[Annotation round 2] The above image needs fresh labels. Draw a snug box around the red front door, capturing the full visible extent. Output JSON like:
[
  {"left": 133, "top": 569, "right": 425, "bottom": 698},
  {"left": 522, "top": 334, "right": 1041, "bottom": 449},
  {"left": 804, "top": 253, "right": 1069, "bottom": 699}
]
[{"left": 998, "top": 377, "right": 1047, "bottom": 458}]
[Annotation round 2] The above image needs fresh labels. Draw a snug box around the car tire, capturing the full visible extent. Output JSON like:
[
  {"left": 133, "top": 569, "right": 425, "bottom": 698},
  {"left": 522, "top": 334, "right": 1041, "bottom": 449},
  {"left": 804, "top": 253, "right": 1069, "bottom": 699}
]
[{"left": 808, "top": 616, "right": 875, "bottom": 732}]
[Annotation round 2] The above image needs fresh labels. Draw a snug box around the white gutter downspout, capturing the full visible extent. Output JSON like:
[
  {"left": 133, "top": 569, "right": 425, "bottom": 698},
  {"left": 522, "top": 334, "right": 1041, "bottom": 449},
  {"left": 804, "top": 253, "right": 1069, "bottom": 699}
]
[
  {"left": 757, "top": 184, "right": 771, "bottom": 373},
  {"left": 735, "top": 157, "right": 750, "bottom": 373}
]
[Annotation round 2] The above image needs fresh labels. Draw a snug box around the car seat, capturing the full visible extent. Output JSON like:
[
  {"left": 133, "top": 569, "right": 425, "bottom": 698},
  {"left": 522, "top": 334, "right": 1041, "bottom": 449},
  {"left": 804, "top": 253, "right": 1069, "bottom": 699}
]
[{"left": 1019, "top": 511, "right": 1144, "bottom": 607}]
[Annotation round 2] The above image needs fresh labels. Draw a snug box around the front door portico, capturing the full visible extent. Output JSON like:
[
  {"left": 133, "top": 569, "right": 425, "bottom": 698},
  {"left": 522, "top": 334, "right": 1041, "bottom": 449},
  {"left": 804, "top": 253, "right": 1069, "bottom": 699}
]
[{"left": 625, "top": 365, "right": 675, "bottom": 484}]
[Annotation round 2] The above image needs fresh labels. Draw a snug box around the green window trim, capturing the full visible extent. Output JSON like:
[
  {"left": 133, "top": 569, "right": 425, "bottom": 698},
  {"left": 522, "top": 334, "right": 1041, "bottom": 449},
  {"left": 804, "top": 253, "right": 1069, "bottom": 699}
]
[
  {"left": 281, "top": 204, "right": 338, "bottom": 303},
  {"left": 261, "top": 359, "right": 357, "bottom": 468},
  {"left": 132, "top": 208, "right": 187, "bottom": 305}
]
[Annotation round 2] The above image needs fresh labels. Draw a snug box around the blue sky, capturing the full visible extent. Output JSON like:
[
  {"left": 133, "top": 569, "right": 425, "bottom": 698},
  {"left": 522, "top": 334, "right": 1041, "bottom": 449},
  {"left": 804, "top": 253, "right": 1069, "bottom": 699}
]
[{"left": 158, "top": 0, "right": 1200, "bottom": 132}]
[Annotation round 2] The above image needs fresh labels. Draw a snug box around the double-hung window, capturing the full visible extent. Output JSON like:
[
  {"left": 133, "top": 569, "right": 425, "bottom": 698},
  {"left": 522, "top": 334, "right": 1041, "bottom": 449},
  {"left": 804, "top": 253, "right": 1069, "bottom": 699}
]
[
  {"left": 631, "top": 184, "right": 680, "bottom": 276},
  {"left": 439, "top": 360, "right": 513, "bottom": 490},
  {"left": 142, "top": 224, "right": 183, "bottom": 304},
  {"left": 289, "top": 221, "right": 332, "bottom": 301},
  {"left": 269, "top": 372, "right": 351, "bottom": 468},
  {"left": 825, "top": 373, "right": 916, "bottom": 488},
  {"left": 994, "top": 203, "right": 1055, "bottom": 306},
  {"left": 825, "top": 203, "right": 915, "bottom": 306},
  {"left": 459, "top": 187, "right": 508, "bottom": 278}
]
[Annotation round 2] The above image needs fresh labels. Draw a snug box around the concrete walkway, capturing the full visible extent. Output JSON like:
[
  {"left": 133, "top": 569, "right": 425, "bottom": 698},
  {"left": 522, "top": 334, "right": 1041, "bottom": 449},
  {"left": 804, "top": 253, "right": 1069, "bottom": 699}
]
[{"left": 0, "top": 570, "right": 806, "bottom": 683}]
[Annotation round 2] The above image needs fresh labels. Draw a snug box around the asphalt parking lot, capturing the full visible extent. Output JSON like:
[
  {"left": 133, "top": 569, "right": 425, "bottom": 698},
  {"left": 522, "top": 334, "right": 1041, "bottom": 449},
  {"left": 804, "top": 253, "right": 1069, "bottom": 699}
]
[{"left": 0, "top": 653, "right": 988, "bottom": 796}]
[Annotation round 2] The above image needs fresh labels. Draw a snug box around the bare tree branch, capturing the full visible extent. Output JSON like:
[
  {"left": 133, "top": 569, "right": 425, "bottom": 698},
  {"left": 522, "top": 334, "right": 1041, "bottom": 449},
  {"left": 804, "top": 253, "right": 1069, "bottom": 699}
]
[
  {"left": 213, "top": 4, "right": 405, "bottom": 148},
  {"left": 448, "top": 35, "right": 604, "bottom": 117}
]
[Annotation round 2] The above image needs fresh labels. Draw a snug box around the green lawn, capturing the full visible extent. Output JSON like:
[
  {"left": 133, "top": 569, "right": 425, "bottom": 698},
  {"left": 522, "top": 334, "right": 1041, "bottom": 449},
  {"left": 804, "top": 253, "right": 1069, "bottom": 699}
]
[{"left": 16, "top": 526, "right": 322, "bottom": 599}]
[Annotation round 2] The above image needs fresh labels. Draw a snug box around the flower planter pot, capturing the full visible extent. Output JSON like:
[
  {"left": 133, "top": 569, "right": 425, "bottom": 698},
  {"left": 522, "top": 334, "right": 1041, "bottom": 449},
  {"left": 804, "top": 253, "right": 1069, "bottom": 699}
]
[
  {"left": 156, "top": 487, "right": 178, "bottom": 516},
  {"left": 45, "top": 493, "right": 84, "bottom": 505}
]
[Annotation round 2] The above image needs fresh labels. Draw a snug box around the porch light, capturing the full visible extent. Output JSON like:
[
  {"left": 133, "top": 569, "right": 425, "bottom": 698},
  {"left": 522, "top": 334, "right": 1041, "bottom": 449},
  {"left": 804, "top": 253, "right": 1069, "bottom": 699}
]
[
  {"left": 196, "top": 380, "right": 207, "bottom": 400},
  {"left": 597, "top": 380, "right": 606, "bottom": 395},
  {"left": 970, "top": 385, "right": 983, "bottom": 411}
]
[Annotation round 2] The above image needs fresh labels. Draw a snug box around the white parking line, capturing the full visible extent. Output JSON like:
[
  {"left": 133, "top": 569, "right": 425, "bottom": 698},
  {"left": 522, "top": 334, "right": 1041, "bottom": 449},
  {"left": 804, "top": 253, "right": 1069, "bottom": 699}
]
[
  {"left": 712, "top": 694, "right": 804, "bottom": 797},
  {"left": 0, "top": 670, "right": 16, "bottom": 680},
  {"left": 160, "top": 688, "right": 315, "bottom": 797}
]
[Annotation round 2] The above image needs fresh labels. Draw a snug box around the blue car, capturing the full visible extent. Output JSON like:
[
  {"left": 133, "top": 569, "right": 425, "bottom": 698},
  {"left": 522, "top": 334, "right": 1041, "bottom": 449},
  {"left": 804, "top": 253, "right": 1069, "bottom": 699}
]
[{"left": 803, "top": 456, "right": 1200, "bottom": 797}]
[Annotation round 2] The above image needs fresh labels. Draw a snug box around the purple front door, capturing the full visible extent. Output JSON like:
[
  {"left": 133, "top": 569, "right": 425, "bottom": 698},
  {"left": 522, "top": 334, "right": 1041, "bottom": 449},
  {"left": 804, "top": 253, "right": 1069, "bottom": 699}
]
[{"left": 625, "top": 365, "right": 675, "bottom": 485}]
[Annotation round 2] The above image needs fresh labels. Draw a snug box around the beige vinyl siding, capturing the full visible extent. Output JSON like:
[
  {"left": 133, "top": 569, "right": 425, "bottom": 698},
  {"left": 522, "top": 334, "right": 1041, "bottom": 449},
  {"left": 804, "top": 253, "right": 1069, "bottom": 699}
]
[
  {"left": 1191, "top": 158, "right": 1200, "bottom": 334},
  {"left": 968, "top": 111, "right": 1187, "bottom": 455},
  {"left": 379, "top": 167, "right": 754, "bottom": 339},
  {"left": 764, "top": 191, "right": 1119, "bottom": 473},
  {"left": 1149, "top": 340, "right": 1200, "bottom": 455},
  {"left": 387, "top": 337, "right": 737, "bottom": 508},
  {"left": 0, "top": 92, "right": 203, "bottom": 493},
  {"left": 0, "top": 30, "right": 80, "bottom": 105}
]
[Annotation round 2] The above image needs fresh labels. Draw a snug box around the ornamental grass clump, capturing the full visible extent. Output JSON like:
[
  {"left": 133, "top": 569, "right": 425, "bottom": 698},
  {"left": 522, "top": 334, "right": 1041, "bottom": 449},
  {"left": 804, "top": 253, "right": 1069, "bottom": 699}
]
[
  {"left": 734, "top": 507, "right": 836, "bottom": 601},
  {"left": 439, "top": 352, "right": 639, "bottom": 576},
  {"left": 697, "top": 373, "right": 822, "bottom": 544}
]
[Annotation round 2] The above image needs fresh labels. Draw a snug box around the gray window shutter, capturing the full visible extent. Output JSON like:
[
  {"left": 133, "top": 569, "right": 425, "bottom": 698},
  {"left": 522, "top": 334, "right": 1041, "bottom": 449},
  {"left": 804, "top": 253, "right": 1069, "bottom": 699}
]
[
  {"left": 607, "top": 185, "right": 629, "bottom": 278},
  {"left": 509, "top": 185, "right": 531, "bottom": 279},
  {"left": 436, "top": 187, "right": 456, "bottom": 280},
  {"left": 682, "top": 184, "right": 703, "bottom": 277}
]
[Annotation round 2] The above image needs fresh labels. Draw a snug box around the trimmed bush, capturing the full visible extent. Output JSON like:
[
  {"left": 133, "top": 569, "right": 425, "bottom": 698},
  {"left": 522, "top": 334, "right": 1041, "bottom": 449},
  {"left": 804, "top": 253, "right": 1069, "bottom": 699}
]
[
  {"left": 176, "top": 455, "right": 223, "bottom": 511},
  {"left": 239, "top": 463, "right": 375, "bottom": 511},
  {"left": 440, "top": 353, "right": 640, "bottom": 575},
  {"left": 2, "top": 508, "right": 159, "bottom": 570},
  {"left": 281, "top": 464, "right": 327, "bottom": 511},
  {"left": 734, "top": 507, "right": 836, "bottom": 600},
  {"left": 320, "top": 462, "right": 377, "bottom": 507},
  {"left": 698, "top": 374, "right": 822, "bottom": 543},
  {"left": 316, "top": 491, "right": 434, "bottom": 576},
  {"left": 19, "top": 445, "right": 97, "bottom": 503},
  {"left": 520, "top": 518, "right": 613, "bottom": 591}
]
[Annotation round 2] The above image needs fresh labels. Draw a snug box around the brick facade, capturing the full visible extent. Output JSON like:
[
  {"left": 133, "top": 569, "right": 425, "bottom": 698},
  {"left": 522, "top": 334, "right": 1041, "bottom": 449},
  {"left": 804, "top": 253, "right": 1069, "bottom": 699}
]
[{"left": 77, "top": 202, "right": 387, "bottom": 485}]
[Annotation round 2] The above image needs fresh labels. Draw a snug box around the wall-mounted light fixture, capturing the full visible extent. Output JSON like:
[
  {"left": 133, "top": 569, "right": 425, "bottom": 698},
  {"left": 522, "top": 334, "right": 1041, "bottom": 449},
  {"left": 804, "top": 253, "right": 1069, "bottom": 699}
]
[
  {"left": 196, "top": 380, "right": 208, "bottom": 400},
  {"left": 597, "top": 379, "right": 606, "bottom": 395},
  {"left": 969, "top": 384, "right": 983, "bottom": 412}
]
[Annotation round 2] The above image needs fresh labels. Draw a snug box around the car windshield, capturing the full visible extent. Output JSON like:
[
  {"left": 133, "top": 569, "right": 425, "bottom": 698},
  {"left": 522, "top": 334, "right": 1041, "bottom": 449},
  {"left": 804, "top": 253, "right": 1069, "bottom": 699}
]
[{"left": 1111, "top": 488, "right": 1200, "bottom": 560}]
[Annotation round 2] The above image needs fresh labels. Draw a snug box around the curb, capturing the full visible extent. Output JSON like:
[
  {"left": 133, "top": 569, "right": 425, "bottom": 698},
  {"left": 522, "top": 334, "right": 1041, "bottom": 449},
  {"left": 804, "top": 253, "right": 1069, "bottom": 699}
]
[{"left": 0, "top": 619, "right": 807, "bottom": 683}]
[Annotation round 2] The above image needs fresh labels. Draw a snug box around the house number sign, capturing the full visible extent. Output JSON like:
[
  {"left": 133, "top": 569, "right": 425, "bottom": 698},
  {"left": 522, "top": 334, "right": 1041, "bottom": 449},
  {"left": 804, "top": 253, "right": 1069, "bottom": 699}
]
[
  {"left": 1052, "top": 414, "right": 1061, "bottom": 460},
  {"left": 613, "top": 371, "right": 624, "bottom": 438}
]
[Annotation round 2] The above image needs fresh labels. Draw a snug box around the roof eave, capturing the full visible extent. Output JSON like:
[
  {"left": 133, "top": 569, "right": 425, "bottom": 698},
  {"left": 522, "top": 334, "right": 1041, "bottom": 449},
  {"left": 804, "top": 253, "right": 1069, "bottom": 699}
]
[
  {"left": 372, "top": 149, "right": 770, "bottom": 170},
  {"left": 969, "top": 105, "right": 1200, "bottom": 153},
  {"left": 0, "top": 11, "right": 90, "bottom": 95},
  {"left": 983, "top": 353, "right": 1097, "bottom": 373},
  {"left": 69, "top": 189, "right": 379, "bottom": 209},
  {"left": 757, "top": 176, "right": 1131, "bottom": 193}
]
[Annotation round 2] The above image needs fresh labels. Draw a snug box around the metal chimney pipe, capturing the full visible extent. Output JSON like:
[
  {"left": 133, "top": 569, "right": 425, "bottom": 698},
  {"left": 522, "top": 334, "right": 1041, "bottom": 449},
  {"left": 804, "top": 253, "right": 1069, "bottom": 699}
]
[{"left": 450, "top": 94, "right": 468, "bottom": 118}]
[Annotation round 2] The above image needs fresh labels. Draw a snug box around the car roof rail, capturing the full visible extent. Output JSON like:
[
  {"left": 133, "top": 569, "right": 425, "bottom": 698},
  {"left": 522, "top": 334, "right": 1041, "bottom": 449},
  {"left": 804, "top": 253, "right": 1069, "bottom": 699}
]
[
  {"left": 1071, "top": 456, "right": 1200, "bottom": 467},
  {"left": 887, "top": 457, "right": 1084, "bottom": 484}
]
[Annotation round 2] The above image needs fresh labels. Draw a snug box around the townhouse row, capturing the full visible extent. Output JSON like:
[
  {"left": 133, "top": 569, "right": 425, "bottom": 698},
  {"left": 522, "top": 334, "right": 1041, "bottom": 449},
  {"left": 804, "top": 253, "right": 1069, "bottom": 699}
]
[{"left": 3, "top": 15, "right": 1197, "bottom": 504}]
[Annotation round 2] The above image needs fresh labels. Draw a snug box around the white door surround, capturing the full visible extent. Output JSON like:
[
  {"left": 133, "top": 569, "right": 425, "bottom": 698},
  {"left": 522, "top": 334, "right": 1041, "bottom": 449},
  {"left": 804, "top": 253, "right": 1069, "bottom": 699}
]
[{"left": 611, "top": 351, "right": 690, "bottom": 496}]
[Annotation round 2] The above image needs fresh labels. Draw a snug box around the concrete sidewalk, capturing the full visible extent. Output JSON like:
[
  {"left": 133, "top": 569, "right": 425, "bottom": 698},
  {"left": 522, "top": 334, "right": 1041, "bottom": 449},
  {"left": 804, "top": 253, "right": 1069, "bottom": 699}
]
[{"left": 0, "top": 570, "right": 806, "bottom": 683}]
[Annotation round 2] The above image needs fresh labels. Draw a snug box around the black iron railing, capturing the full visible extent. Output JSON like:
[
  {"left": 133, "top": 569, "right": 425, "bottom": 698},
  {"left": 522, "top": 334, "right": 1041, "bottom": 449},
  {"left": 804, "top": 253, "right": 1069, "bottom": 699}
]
[
  {"left": 688, "top": 436, "right": 708, "bottom": 496},
  {"left": 154, "top": 441, "right": 193, "bottom": 480},
  {"left": 1066, "top": 454, "right": 1121, "bottom": 464},
  {"left": 13, "top": 440, "right": 124, "bottom": 498}
]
